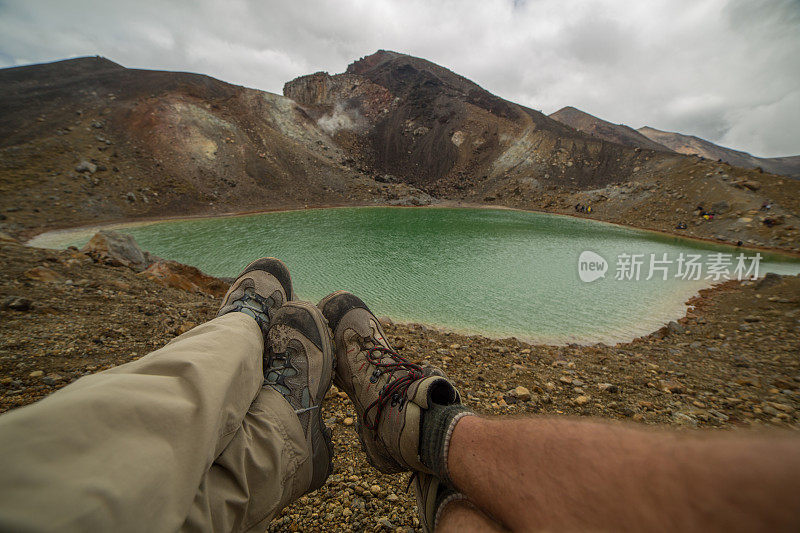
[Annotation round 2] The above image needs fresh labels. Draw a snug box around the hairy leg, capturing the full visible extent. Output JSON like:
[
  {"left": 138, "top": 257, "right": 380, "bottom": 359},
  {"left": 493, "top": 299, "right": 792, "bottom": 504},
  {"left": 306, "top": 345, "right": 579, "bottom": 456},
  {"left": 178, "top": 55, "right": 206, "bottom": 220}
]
[
  {"left": 447, "top": 416, "right": 800, "bottom": 532},
  {"left": 437, "top": 499, "right": 507, "bottom": 533}
]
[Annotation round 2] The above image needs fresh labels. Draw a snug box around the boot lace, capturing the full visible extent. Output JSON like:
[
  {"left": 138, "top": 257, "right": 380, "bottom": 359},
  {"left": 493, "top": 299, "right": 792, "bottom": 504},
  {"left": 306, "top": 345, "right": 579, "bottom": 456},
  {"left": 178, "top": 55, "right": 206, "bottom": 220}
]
[
  {"left": 361, "top": 339, "right": 424, "bottom": 434},
  {"left": 231, "top": 287, "right": 276, "bottom": 328},
  {"left": 263, "top": 347, "right": 298, "bottom": 397}
]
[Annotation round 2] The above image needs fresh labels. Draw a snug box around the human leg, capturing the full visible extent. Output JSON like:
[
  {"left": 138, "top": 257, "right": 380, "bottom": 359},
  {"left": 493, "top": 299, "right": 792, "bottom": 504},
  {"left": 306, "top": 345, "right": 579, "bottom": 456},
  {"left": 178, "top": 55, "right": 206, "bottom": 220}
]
[
  {"left": 184, "top": 301, "right": 335, "bottom": 532},
  {"left": 317, "top": 291, "right": 800, "bottom": 532},
  {"left": 0, "top": 313, "right": 264, "bottom": 532},
  {"left": 436, "top": 500, "right": 506, "bottom": 533},
  {"left": 414, "top": 471, "right": 506, "bottom": 533},
  {"left": 445, "top": 415, "right": 800, "bottom": 532},
  {"left": 0, "top": 257, "right": 293, "bottom": 532}
]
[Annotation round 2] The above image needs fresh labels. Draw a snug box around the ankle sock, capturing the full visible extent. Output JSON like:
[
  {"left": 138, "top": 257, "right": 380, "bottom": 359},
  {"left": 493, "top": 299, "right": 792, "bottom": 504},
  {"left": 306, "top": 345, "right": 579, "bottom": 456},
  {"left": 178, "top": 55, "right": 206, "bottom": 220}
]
[
  {"left": 433, "top": 485, "right": 469, "bottom": 528},
  {"left": 420, "top": 402, "right": 473, "bottom": 484}
]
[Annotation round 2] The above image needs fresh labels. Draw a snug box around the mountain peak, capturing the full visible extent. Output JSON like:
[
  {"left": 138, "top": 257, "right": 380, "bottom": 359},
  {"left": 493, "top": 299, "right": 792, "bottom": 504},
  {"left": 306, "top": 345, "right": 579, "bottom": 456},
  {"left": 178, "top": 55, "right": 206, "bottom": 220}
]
[
  {"left": 550, "top": 106, "right": 671, "bottom": 152},
  {"left": 345, "top": 49, "right": 405, "bottom": 73},
  {"left": 0, "top": 56, "right": 125, "bottom": 86}
]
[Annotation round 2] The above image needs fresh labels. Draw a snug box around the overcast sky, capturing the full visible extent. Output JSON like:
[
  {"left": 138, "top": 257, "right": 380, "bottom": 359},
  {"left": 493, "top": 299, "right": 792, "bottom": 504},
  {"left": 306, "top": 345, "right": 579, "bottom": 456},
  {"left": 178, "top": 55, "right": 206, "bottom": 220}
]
[{"left": 1, "top": 0, "right": 798, "bottom": 157}]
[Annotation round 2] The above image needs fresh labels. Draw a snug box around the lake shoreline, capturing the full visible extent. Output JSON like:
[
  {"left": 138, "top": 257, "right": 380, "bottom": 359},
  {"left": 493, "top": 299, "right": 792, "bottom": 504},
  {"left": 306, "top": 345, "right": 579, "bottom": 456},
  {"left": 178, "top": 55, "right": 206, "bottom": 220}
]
[
  {"left": 5, "top": 200, "right": 799, "bottom": 533},
  {"left": 25, "top": 206, "right": 786, "bottom": 347},
  {"left": 25, "top": 201, "right": 800, "bottom": 260}
]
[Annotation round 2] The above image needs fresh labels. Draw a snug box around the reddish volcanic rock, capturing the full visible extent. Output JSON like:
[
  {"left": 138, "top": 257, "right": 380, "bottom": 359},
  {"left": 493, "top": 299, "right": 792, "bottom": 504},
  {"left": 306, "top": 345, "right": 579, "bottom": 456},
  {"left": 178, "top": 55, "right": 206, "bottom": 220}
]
[{"left": 139, "top": 260, "right": 229, "bottom": 297}]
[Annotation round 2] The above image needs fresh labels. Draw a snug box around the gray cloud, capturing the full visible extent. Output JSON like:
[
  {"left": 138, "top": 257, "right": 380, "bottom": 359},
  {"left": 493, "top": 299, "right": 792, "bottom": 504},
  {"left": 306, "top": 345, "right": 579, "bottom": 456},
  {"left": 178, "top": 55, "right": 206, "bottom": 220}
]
[{"left": 0, "top": 0, "right": 798, "bottom": 156}]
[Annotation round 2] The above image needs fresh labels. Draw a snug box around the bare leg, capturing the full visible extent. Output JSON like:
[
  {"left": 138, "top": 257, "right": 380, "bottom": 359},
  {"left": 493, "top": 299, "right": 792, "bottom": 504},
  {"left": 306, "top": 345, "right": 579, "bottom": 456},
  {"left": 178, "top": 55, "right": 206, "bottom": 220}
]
[
  {"left": 447, "top": 416, "right": 800, "bottom": 532},
  {"left": 437, "top": 500, "right": 507, "bottom": 533}
]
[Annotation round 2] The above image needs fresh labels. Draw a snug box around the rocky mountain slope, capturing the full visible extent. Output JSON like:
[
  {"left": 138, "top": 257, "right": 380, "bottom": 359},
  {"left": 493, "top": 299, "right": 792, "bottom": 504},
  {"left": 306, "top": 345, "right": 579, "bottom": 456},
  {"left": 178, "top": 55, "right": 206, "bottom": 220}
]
[
  {"left": 638, "top": 126, "right": 800, "bottom": 179},
  {"left": 549, "top": 106, "right": 671, "bottom": 152},
  {"left": 2, "top": 51, "right": 800, "bottom": 253},
  {"left": 285, "top": 50, "right": 672, "bottom": 194},
  {"left": 284, "top": 51, "right": 800, "bottom": 252},
  {"left": 0, "top": 56, "right": 425, "bottom": 240},
  {"left": 547, "top": 105, "right": 800, "bottom": 181},
  {"left": 2, "top": 234, "right": 799, "bottom": 531}
]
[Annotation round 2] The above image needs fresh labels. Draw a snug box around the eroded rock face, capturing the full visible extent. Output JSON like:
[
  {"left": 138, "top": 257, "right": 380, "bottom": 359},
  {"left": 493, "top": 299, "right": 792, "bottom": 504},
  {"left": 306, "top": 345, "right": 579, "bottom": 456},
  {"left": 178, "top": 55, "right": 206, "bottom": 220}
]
[
  {"left": 81, "top": 230, "right": 152, "bottom": 271},
  {"left": 283, "top": 71, "right": 334, "bottom": 106},
  {"left": 139, "top": 260, "right": 229, "bottom": 297}
]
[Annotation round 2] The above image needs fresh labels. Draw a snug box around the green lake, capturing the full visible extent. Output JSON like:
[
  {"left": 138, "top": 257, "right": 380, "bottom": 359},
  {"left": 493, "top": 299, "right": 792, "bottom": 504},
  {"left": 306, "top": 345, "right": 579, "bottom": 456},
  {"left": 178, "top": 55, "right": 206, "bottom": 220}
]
[{"left": 29, "top": 207, "right": 800, "bottom": 344}]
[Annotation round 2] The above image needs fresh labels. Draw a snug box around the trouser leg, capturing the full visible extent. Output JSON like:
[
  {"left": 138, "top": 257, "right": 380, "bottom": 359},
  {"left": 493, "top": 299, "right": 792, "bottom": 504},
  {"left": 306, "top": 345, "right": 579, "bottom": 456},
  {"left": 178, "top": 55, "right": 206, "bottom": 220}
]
[
  {"left": 183, "top": 387, "right": 311, "bottom": 533},
  {"left": 0, "top": 313, "right": 264, "bottom": 533}
]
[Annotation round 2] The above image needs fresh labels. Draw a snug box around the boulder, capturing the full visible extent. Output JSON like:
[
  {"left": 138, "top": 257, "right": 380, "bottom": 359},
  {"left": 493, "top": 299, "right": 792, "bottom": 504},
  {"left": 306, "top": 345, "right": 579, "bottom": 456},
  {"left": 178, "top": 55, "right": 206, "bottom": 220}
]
[
  {"left": 666, "top": 320, "right": 685, "bottom": 335},
  {"left": 711, "top": 201, "right": 730, "bottom": 214},
  {"left": 2, "top": 296, "right": 31, "bottom": 311},
  {"left": 81, "top": 230, "right": 150, "bottom": 271},
  {"left": 659, "top": 379, "right": 684, "bottom": 394},
  {"left": 0, "top": 232, "right": 19, "bottom": 244},
  {"left": 511, "top": 386, "right": 531, "bottom": 401},
  {"left": 139, "top": 260, "right": 229, "bottom": 297},
  {"left": 738, "top": 180, "right": 760, "bottom": 191},
  {"left": 24, "top": 266, "right": 63, "bottom": 283},
  {"left": 757, "top": 272, "right": 783, "bottom": 289},
  {"left": 75, "top": 160, "right": 97, "bottom": 174},
  {"left": 598, "top": 383, "right": 619, "bottom": 393}
]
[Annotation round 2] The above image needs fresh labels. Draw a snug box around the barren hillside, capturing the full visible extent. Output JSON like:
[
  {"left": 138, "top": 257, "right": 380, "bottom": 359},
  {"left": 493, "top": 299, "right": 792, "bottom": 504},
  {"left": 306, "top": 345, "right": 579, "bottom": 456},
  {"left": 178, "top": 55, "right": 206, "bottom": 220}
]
[
  {"left": 0, "top": 57, "right": 424, "bottom": 239},
  {"left": 1, "top": 52, "right": 799, "bottom": 253},
  {"left": 549, "top": 106, "right": 672, "bottom": 152},
  {"left": 639, "top": 126, "right": 800, "bottom": 179}
]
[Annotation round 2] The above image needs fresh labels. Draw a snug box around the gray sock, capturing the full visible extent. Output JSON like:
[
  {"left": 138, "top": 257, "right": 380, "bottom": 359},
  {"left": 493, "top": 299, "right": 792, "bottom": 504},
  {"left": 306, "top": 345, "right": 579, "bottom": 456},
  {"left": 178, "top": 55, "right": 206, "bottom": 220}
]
[{"left": 420, "top": 402, "right": 473, "bottom": 483}]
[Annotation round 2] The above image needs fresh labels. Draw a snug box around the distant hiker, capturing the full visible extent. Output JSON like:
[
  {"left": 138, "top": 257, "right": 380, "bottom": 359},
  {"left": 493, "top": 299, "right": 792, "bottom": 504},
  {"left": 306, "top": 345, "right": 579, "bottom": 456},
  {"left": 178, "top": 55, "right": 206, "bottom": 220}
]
[
  {"left": 0, "top": 258, "right": 799, "bottom": 531},
  {"left": 586, "top": 205, "right": 592, "bottom": 214}
]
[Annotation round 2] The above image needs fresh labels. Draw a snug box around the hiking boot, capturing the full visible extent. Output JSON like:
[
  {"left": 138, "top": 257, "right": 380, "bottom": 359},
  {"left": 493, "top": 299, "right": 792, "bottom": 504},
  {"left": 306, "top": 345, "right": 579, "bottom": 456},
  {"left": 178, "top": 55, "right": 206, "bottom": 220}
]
[
  {"left": 216, "top": 257, "right": 294, "bottom": 327},
  {"left": 264, "top": 301, "right": 335, "bottom": 493},
  {"left": 317, "top": 291, "right": 469, "bottom": 475},
  {"left": 413, "top": 472, "right": 466, "bottom": 533}
]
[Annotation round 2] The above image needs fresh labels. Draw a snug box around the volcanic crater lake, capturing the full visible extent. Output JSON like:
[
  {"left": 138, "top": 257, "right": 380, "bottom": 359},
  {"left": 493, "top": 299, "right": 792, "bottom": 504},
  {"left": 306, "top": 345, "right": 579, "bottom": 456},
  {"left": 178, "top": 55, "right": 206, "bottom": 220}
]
[{"left": 30, "top": 207, "right": 800, "bottom": 344}]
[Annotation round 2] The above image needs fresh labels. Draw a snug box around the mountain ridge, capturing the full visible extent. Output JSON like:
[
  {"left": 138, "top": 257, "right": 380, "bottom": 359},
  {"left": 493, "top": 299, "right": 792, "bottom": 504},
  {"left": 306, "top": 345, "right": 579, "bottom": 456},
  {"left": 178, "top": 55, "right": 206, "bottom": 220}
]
[
  {"left": 549, "top": 106, "right": 672, "bottom": 152},
  {"left": 1, "top": 52, "right": 798, "bottom": 253},
  {"left": 638, "top": 125, "right": 800, "bottom": 178}
]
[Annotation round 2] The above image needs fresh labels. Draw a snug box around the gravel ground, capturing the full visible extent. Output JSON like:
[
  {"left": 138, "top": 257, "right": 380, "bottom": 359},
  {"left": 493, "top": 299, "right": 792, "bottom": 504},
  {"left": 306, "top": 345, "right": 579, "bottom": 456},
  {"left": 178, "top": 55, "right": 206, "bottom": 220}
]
[{"left": 1, "top": 239, "right": 798, "bottom": 531}]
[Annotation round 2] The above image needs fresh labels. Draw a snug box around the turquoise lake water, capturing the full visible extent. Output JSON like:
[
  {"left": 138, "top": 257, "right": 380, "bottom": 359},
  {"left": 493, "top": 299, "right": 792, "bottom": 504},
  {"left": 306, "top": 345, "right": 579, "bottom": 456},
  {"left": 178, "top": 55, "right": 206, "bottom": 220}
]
[{"left": 29, "top": 207, "right": 800, "bottom": 344}]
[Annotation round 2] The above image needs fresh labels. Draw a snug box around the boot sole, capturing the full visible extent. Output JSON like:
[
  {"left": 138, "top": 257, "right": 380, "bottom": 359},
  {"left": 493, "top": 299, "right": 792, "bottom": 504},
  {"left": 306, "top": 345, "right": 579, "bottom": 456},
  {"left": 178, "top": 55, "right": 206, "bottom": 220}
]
[{"left": 282, "top": 301, "right": 336, "bottom": 493}]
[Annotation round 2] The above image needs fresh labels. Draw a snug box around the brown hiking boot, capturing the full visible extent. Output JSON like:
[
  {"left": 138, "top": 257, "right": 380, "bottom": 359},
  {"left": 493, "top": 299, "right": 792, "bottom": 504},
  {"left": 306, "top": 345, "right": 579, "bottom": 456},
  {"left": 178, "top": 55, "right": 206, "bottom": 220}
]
[
  {"left": 318, "top": 291, "right": 468, "bottom": 475},
  {"left": 217, "top": 257, "right": 294, "bottom": 328},
  {"left": 264, "top": 301, "right": 335, "bottom": 494}
]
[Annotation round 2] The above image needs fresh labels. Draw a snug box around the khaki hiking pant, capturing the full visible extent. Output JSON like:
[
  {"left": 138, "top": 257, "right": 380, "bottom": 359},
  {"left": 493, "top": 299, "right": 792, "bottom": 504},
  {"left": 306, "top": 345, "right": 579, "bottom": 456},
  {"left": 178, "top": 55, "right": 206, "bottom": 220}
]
[{"left": 0, "top": 313, "right": 312, "bottom": 532}]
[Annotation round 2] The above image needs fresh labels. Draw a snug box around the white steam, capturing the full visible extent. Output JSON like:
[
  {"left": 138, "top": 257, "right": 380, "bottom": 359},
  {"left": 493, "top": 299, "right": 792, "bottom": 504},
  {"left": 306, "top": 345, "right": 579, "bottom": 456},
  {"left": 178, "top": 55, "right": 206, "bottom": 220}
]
[{"left": 317, "top": 103, "right": 363, "bottom": 134}]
